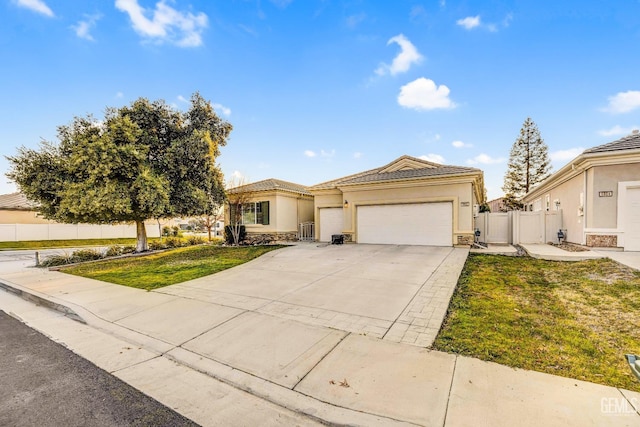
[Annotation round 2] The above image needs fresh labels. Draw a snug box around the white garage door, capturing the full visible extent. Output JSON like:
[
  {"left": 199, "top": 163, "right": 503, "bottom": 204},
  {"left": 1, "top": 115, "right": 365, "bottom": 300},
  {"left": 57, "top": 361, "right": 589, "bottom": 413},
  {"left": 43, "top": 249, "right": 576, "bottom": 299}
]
[
  {"left": 625, "top": 187, "right": 640, "bottom": 251},
  {"left": 319, "top": 208, "right": 344, "bottom": 242},
  {"left": 357, "top": 202, "right": 452, "bottom": 246}
]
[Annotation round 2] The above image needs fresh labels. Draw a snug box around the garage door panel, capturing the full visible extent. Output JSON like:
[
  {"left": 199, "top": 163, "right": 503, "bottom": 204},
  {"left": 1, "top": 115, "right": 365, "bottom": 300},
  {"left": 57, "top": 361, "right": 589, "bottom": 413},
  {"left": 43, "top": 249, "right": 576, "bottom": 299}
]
[
  {"left": 319, "top": 208, "right": 344, "bottom": 242},
  {"left": 357, "top": 203, "right": 452, "bottom": 246}
]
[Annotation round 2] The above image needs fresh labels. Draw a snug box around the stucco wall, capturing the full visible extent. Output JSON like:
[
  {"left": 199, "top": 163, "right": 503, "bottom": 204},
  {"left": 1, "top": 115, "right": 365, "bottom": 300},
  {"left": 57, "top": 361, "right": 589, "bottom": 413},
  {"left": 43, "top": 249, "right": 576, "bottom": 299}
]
[
  {"left": 230, "top": 192, "right": 314, "bottom": 235},
  {"left": 0, "top": 210, "right": 56, "bottom": 224},
  {"left": 524, "top": 173, "right": 584, "bottom": 244},
  {"left": 589, "top": 163, "right": 640, "bottom": 229}
]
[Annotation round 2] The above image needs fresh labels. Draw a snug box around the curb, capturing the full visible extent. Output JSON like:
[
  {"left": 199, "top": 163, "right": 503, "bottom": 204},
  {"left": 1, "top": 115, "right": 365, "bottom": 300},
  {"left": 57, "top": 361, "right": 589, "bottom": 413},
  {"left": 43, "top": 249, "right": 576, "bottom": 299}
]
[{"left": 0, "top": 280, "right": 86, "bottom": 324}]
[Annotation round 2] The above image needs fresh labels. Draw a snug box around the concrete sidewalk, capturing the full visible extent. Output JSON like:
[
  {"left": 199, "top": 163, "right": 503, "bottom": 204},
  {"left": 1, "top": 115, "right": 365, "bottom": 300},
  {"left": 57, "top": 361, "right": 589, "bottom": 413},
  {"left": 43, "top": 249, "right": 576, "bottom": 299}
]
[{"left": 1, "top": 254, "right": 639, "bottom": 426}]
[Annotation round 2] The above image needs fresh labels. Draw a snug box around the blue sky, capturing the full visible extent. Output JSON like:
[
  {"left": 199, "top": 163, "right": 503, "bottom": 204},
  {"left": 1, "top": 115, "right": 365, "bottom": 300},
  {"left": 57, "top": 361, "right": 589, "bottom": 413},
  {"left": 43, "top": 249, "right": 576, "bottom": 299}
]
[{"left": 2, "top": 0, "right": 640, "bottom": 201}]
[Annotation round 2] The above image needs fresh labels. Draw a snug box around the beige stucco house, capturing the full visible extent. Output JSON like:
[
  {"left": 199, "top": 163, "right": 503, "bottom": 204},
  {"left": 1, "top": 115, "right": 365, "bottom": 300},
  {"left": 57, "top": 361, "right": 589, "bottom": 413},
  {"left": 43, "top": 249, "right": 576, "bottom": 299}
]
[
  {"left": 308, "top": 155, "right": 485, "bottom": 246},
  {"left": 0, "top": 192, "right": 53, "bottom": 224},
  {"left": 225, "top": 178, "right": 314, "bottom": 241},
  {"left": 522, "top": 130, "right": 640, "bottom": 251}
]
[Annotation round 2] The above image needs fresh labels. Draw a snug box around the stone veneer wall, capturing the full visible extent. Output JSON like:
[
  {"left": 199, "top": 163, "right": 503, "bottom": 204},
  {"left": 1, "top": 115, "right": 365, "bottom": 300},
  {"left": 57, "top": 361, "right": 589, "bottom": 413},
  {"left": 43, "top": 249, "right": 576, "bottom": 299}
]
[
  {"left": 585, "top": 234, "right": 617, "bottom": 248},
  {"left": 244, "top": 232, "right": 299, "bottom": 244},
  {"left": 456, "top": 234, "right": 474, "bottom": 246}
]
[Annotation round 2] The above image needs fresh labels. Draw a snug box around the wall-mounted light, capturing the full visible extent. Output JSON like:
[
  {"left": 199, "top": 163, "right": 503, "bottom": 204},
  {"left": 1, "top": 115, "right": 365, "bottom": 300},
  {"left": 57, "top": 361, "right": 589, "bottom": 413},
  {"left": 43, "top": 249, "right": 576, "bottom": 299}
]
[
  {"left": 554, "top": 200, "right": 561, "bottom": 208},
  {"left": 344, "top": 200, "right": 349, "bottom": 208}
]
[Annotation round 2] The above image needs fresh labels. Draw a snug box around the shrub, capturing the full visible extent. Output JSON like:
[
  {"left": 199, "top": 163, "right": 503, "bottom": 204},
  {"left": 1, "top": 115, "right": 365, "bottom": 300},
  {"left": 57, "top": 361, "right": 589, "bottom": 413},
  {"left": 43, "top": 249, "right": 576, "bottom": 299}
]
[
  {"left": 40, "top": 253, "right": 74, "bottom": 267},
  {"left": 186, "top": 235, "right": 205, "bottom": 246},
  {"left": 164, "top": 236, "right": 185, "bottom": 248},
  {"left": 70, "top": 249, "right": 103, "bottom": 263},
  {"left": 148, "top": 240, "right": 167, "bottom": 251},
  {"left": 121, "top": 245, "right": 136, "bottom": 254},
  {"left": 224, "top": 225, "right": 246, "bottom": 244},
  {"left": 105, "top": 245, "right": 124, "bottom": 257}
]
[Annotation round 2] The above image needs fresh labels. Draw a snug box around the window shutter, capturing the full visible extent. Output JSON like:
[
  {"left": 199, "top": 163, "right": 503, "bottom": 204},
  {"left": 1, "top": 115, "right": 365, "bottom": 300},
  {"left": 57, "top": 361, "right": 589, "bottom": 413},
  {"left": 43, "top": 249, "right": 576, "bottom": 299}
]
[{"left": 261, "top": 201, "right": 269, "bottom": 225}]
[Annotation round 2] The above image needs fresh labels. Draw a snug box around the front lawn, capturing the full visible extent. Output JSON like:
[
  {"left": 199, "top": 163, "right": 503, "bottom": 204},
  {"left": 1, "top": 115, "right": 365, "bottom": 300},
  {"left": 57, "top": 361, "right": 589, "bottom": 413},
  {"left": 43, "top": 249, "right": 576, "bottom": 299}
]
[
  {"left": 62, "top": 245, "right": 284, "bottom": 291},
  {"left": 0, "top": 238, "right": 158, "bottom": 250},
  {"left": 433, "top": 254, "right": 640, "bottom": 392}
]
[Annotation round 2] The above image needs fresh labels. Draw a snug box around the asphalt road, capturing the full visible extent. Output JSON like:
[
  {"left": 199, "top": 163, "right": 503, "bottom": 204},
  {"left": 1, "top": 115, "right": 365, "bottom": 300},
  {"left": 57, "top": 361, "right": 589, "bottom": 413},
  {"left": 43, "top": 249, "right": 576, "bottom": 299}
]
[{"left": 0, "top": 310, "right": 199, "bottom": 427}]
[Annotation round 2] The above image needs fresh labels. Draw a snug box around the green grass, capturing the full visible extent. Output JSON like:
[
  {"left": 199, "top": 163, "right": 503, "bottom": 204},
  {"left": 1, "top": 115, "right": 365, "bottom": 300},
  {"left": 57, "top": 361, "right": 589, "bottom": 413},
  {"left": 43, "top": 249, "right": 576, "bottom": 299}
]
[
  {"left": 62, "top": 245, "right": 284, "bottom": 291},
  {"left": 0, "top": 238, "right": 160, "bottom": 250},
  {"left": 433, "top": 254, "right": 640, "bottom": 392}
]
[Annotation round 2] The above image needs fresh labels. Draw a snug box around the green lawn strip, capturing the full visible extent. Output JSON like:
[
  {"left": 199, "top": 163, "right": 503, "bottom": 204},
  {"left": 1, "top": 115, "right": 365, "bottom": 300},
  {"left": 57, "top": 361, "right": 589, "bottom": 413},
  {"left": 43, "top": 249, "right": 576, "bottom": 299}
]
[
  {"left": 0, "top": 238, "right": 161, "bottom": 250},
  {"left": 62, "top": 245, "right": 284, "bottom": 291},
  {"left": 433, "top": 254, "right": 640, "bottom": 392}
]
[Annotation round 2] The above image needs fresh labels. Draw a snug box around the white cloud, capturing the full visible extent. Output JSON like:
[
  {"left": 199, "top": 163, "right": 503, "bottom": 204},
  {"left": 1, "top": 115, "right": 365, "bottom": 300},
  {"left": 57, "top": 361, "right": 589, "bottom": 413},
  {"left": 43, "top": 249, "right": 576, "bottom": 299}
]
[
  {"left": 466, "top": 154, "right": 505, "bottom": 165},
  {"left": 116, "top": 91, "right": 124, "bottom": 98},
  {"left": 270, "top": 0, "right": 293, "bottom": 8},
  {"left": 15, "top": 0, "right": 54, "bottom": 17},
  {"left": 602, "top": 91, "right": 640, "bottom": 114},
  {"left": 457, "top": 15, "right": 481, "bottom": 30},
  {"left": 397, "top": 77, "right": 455, "bottom": 111},
  {"left": 71, "top": 14, "right": 101, "bottom": 41},
  {"left": 115, "top": 0, "right": 208, "bottom": 47},
  {"left": 345, "top": 13, "right": 366, "bottom": 29},
  {"left": 375, "top": 34, "right": 423, "bottom": 76},
  {"left": 598, "top": 125, "right": 639, "bottom": 137},
  {"left": 550, "top": 148, "right": 584, "bottom": 162},
  {"left": 452, "top": 140, "right": 472, "bottom": 148},
  {"left": 212, "top": 103, "right": 231, "bottom": 117},
  {"left": 420, "top": 154, "right": 445, "bottom": 164},
  {"left": 320, "top": 149, "right": 335, "bottom": 158},
  {"left": 177, "top": 95, "right": 188, "bottom": 103},
  {"left": 353, "top": 152, "right": 362, "bottom": 159},
  {"left": 304, "top": 150, "right": 317, "bottom": 158}
]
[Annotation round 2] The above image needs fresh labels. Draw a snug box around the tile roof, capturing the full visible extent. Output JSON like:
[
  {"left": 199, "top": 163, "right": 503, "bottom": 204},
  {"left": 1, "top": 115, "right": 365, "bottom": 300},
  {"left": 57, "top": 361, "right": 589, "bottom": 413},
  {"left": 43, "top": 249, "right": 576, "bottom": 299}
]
[
  {"left": 310, "top": 155, "right": 482, "bottom": 190},
  {"left": 227, "top": 178, "right": 311, "bottom": 195},
  {"left": 0, "top": 192, "right": 38, "bottom": 210},
  {"left": 584, "top": 130, "right": 640, "bottom": 154}
]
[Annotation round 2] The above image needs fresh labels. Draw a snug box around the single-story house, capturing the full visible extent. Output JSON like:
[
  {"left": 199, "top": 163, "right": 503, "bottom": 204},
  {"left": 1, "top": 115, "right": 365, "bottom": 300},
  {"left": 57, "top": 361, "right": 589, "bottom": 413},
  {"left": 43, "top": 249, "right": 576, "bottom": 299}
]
[
  {"left": 0, "top": 192, "right": 165, "bottom": 241},
  {"left": 521, "top": 130, "right": 640, "bottom": 251},
  {"left": 225, "top": 178, "right": 314, "bottom": 241},
  {"left": 308, "top": 155, "right": 485, "bottom": 246},
  {"left": 0, "top": 192, "right": 54, "bottom": 224}
]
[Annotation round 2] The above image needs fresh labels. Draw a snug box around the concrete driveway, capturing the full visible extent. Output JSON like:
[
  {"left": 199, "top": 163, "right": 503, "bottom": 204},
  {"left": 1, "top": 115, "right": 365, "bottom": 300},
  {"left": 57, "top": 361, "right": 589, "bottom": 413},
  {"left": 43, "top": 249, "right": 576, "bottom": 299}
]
[{"left": 157, "top": 243, "right": 467, "bottom": 347}]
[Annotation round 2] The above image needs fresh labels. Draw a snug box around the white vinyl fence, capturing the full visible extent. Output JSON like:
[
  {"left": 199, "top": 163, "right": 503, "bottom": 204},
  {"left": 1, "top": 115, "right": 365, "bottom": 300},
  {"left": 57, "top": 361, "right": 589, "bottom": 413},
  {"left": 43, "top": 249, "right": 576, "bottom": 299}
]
[
  {"left": 475, "top": 210, "right": 563, "bottom": 245},
  {"left": 0, "top": 223, "right": 160, "bottom": 242}
]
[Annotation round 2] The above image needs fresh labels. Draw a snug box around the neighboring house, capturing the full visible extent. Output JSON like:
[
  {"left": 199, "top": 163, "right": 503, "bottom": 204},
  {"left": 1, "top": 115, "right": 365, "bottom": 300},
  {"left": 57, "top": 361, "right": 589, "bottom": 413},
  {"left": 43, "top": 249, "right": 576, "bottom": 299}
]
[
  {"left": 487, "top": 197, "right": 507, "bottom": 212},
  {"left": 308, "top": 155, "right": 485, "bottom": 246},
  {"left": 0, "top": 192, "right": 164, "bottom": 241},
  {"left": 521, "top": 130, "right": 640, "bottom": 251},
  {"left": 0, "top": 192, "right": 53, "bottom": 224},
  {"left": 225, "top": 178, "right": 314, "bottom": 241}
]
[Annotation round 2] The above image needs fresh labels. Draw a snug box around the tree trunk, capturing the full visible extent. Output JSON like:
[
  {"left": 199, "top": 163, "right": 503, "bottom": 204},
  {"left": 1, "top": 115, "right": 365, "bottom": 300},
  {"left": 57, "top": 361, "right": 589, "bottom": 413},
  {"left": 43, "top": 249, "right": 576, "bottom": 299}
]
[{"left": 136, "top": 220, "right": 148, "bottom": 252}]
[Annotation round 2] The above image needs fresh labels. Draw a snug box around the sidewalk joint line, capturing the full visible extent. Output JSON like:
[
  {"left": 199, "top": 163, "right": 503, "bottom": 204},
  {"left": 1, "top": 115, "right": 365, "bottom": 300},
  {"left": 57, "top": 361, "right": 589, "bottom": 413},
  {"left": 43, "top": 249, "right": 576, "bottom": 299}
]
[{"left": 442, "top": 355, "right": 458, "bottom": 427}]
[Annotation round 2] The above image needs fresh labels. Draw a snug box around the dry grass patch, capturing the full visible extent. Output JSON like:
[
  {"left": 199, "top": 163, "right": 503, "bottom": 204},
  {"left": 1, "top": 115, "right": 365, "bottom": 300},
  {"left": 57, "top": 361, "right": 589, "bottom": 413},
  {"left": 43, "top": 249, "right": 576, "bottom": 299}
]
[{"left": 433, "top": 254, "right": 640, "bottom": 392}]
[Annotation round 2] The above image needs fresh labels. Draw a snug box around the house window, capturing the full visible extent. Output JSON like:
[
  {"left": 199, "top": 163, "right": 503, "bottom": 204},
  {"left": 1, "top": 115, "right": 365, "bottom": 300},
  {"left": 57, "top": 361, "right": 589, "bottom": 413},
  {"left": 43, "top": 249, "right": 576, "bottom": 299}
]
[{"left": 238, "top": 201, "right": 270, "bottom": 225}]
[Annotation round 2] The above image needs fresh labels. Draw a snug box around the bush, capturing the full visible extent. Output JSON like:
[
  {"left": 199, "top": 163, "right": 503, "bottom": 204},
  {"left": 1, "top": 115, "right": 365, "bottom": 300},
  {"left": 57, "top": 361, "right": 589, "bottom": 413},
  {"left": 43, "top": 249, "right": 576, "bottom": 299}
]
[
  {"left": 40, "top": 253, "right": 74, "bottom": 267},
  {"left": 164, "top": 236, "right": 185, "bottom": 248},
  {"left": 148, "top": 240, "right": 167, "bottom": 251},
  {"left": 105, "top": 245, "right": 124, "bottom": 257},
  {"left": 40, "top": 248, "right": 102, "bottom": 267},
  {"left": 186, "top": 235, "right": 205, "bottom": 246},
  {"left": 224, "top": 225, "right": 246, "bottom": 244},
  {"left": 70, "top": 249, "right": 103, "bottom": 263}
]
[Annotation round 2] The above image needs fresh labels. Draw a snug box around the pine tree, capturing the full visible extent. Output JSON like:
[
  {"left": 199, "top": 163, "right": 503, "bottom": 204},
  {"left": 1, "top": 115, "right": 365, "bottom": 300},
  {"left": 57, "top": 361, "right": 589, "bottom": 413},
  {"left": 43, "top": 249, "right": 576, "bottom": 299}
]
[{"left": 502, "top": 118, "right": 551, "bottom": 205}]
